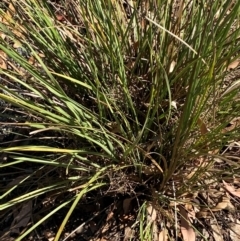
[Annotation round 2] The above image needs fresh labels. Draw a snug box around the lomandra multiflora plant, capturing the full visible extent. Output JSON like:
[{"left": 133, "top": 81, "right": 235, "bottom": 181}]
[{"left": 0, "top": 0, "right": 239, "bottom": 240}]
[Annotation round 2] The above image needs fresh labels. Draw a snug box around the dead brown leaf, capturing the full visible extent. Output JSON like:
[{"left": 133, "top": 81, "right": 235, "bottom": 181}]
[
  {"left": 10, "top": 200, "right": 32, "bottom": 234},
  {"left": 211, "top": 222, "right": 223, "bottom": 241},
  {"left": 185, "top": 204, "right": 196, "bottom": 221},
  {"left": 227, "top": 59, "right": 240, "bottom": 71},
  {"left": 152, "top": 221, "right": 159, "bottom": 241},
  {"left": 147, "top": 203, "right": 157, "bottom": 223},
  {"left": 223, "top": 180, "right": 240, "bottom": 198},
  {"left": 196, "top": 209, "right": 209, "bottom": 219},
  {"left": 212, "top": 199, "right": 228, "bottom": 211},
  {"left": 229, "top": 220, "right": 240, "bottom": 241},
  {"left": 158, "top": 228, "right": 168, "bottom": 241},
  {"left": 179, "top": 206, "right": 196, "bottom": 241},
  {"left": 124, "top": 226, "right": 135, "bottom": 241},
  {"left": 212, "top": 196, "right": 234, "bottom": 212},
  {"left": 0, "top": 50, "right": 7, "bottom": 70},
  {"left": 5, "top": 175, "right": 28, "bottom": 189},
  {"left": 197, "top": 118, "right": 209, "bottom": 135},
  {"left": 223, "top": 117, "right": 240, "bottom": 133}
]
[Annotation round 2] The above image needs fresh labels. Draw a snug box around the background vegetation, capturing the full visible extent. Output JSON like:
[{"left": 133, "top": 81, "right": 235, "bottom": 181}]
[{"left": 0, "top": 0, "right": 240, "bottom": 240}]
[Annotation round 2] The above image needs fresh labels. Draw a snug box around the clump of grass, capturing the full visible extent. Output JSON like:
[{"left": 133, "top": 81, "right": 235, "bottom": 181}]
[{"left": 0, "top": 0, "right": 240, "bottom": 240}]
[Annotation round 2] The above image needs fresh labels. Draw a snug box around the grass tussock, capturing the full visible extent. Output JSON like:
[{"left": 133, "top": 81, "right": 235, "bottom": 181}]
[{"left": 0, "top": 0, "right": 240, "bottom": 240}]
